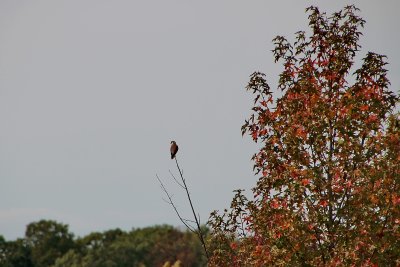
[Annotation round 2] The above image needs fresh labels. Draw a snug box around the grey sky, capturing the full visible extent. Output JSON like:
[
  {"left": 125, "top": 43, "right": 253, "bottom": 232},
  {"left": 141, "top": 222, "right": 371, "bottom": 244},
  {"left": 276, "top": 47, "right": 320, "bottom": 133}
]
[{"left": 1, "top": 1, "right": 399, "bottom": 240}]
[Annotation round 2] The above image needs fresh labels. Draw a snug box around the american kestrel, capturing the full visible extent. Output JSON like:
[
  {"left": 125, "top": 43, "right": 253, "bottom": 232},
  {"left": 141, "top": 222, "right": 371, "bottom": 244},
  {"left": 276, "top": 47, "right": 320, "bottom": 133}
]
[{"left": 170, "top": 141, "right": 178, "bottom": 159}]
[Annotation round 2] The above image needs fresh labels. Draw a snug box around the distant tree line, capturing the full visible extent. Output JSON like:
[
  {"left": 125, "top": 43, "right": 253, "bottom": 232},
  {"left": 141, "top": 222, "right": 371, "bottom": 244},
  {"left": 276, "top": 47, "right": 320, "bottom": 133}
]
[{"left": 0, "top": 220, "right": 207, "bottom": 267}]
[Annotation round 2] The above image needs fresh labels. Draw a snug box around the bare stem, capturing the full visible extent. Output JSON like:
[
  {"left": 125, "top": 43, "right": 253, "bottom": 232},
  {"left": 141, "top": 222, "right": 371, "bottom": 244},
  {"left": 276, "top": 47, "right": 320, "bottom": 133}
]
[
  {"left": 156, "top": 175, "right": 195, "bottom": 233},
  {"left": 174, "top": 157, "right": 210, "bottom": 260},
  {"left": 156, "top": 157, "right": 209, "bottom": 261}
]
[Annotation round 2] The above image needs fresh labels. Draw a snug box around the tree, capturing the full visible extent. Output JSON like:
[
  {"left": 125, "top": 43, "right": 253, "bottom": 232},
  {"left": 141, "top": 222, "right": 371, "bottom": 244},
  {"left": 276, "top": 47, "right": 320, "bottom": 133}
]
[
  {"left": 52, "top": 225, "right": 207, "bottom": 267},
  {"left": 208, "top": 5, "right": 399, "bottom": 266},
  {"left": 25, "top": 220, "right": 75, "bottom": 267},
  {"left": 125, "top": 225, "right": 206, "bottom": 267},
  {"left": 0, "top": 237, "right": 33, "bottom": 267}
]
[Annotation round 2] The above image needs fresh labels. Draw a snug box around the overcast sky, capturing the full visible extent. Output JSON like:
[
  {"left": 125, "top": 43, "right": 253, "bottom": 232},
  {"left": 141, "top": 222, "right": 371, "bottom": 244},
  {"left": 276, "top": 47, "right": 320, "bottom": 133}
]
[{"left": 1, "top": 1, "right": 399, "bottom": 240}]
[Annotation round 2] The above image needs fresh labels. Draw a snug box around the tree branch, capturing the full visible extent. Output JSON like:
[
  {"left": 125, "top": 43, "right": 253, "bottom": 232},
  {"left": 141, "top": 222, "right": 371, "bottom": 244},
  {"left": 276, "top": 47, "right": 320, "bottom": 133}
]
[
  {"left": 156, "top": 157, "right": 210, "bottom": 261},
  {"left": 174, "top": 157, "right": 210, "bottom": 260},
  {"left": 156, "top": 175, "right": 196, "bottom": 233}
]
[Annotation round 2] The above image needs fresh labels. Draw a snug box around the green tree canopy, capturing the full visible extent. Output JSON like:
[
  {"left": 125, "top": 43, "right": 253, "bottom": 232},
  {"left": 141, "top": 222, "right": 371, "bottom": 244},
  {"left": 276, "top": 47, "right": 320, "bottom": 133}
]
[
  {"left": 1, "top": 222, "right": 207, "bottom": 267},
  {"left": 52, "top": 225, "right": 207, "bottom": 267},
  {"left": 0, "top": 237, "right": 33, "bottom": 267},
  {"left": 25, "top": 220, "right": 75, "bottom": 267}
]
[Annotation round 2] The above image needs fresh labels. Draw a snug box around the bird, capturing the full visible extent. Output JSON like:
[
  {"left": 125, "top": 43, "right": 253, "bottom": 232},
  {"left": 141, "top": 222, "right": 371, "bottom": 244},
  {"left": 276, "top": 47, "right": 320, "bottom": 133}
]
[{"left": 170, "top": 141, "right": 178, "bottom": 159}]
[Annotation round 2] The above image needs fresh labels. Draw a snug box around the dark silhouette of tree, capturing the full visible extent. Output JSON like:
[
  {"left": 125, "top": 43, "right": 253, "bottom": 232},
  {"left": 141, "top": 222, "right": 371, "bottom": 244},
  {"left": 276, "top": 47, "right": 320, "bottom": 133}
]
[
  {"left": 0, "top": 236, "right": 33, "bottom": 267},
  {"left": 25, "top": 220, "right": 75, "bottom": 267}
]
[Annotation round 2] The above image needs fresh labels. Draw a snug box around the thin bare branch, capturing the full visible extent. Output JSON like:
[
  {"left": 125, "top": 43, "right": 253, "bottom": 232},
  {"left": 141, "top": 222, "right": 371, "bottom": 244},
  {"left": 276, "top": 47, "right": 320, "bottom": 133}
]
[
  {"left": 183, "top": 218, "right": 197, "bottom": 224},
  {"left": 156, "top": 154, "right": 210, "bottom": 261},
  {"left": 156, "top": 174, "right": 196, "bottom": 233},
  {"left": 168, "top": 169, "right": 185, "bottom": 189},
  {"left": 174, "top": 157, "right": 210, "bottom": 260}
]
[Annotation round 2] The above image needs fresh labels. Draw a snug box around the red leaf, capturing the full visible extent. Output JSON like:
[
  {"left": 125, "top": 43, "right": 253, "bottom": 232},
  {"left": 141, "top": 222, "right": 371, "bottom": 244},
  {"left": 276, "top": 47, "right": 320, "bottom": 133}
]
[
  {"left": 270, "top": 199, "right": 280, "bottom": 209},
  {"left": 360, "top": 104, "right": 369, "bottom": 111},
  {"left": 319, "top": 200, "right": 328, "bottom": 207},
  {"left": 301, "top": 179, "right": 310, "bottom": 186}
]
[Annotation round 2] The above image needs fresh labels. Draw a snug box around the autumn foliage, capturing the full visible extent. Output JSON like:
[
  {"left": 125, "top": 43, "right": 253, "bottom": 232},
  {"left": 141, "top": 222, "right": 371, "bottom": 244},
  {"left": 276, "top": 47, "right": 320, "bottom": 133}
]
[{"left": 208, "top": 6, "right": 399, "bottom": 266}]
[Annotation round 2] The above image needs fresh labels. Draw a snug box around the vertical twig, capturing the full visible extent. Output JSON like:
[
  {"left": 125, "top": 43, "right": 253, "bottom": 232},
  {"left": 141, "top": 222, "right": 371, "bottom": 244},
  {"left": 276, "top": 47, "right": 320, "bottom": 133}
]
[
  {"left": 174, "top": 157, "right": 209, "bottom": 260},
  {"left": 156, "top": 157, "right": 209, "bottom": 261}
]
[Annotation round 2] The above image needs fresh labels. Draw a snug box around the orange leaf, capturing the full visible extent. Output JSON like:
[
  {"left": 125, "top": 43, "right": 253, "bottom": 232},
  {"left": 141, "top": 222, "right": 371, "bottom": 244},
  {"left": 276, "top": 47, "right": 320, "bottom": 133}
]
[
  {"left": 301, "top": 179, "right": 310, "bottom": 186},
  {"left": 270, "top": 199, "right": 280, "bottom": 209},
  {"left": 360, "top": 104, "right": 369, "bottom": 111},
  {"left": 319, "top": 200, "right": 328, "bottom": 207}
]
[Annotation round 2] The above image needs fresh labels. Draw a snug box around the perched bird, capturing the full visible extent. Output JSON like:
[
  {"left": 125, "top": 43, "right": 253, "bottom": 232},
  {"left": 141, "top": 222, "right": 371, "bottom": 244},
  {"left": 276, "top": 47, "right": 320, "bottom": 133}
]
[{"left": 170, "top": 141, "right": 179, "bottom": 159}]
